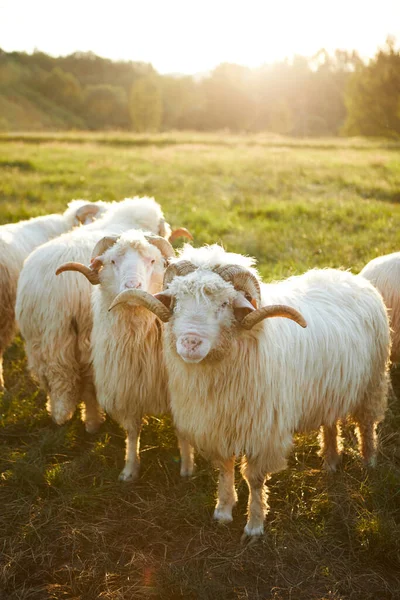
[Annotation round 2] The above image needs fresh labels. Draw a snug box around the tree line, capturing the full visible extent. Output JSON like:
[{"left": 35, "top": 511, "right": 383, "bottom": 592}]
[{"left": 0, "top": 40, "right": 399, "bottom": 137}]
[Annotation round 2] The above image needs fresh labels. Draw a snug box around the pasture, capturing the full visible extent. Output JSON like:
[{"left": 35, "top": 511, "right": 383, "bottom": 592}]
[{"left": 1, "top": 132, "right": 400, "bottom": 600}]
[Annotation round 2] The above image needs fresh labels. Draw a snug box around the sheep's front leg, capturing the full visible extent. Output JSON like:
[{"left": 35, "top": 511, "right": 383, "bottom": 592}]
[
  {"left": 119, "top": 421, "right": 141, "bottom": 482},
  {"left": 177, "top": 436, "right": 194, "bottom": 477},
  {"left": 241, "top": 457, "right": 269, "bottom": 537},
  {"left": 213, "top": 456, "right": 237, "bottom": 523}
]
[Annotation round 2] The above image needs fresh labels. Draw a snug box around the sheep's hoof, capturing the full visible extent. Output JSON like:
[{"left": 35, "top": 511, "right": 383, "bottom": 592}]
[
  {"left": 84, "top": 420, "right": 103, "bottom": 434},
  {"left": 51, "top": 411, "right": 74, "bottom": 426},
  {"left": 180, "top": 464, "right": 195, "bottom": 477},
  {"left": 213, "top": 506, "right": 233, "bottom": 524},
  {"left": 242, "top": 523, "right": 264, "bottom": 539},
  {"left": 363, "top": 455, "right": 377, "bottom": 469},
  {"left": 323, "top": 454, "right": 341, "bottom": 472},
  {"left": 118, "top": 469, "right": 139, "bottom": 482}
]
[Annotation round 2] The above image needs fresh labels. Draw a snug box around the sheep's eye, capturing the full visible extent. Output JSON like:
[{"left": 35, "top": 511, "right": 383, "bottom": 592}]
[
  {"left": 111, "top": 260, "right": 115, "bottom": 265},
  {"left": 221, "top": 301, "right": 229, "bottom": 308},
  {"left": 151, "top": 259, "right": 155, "bottom": 265}
]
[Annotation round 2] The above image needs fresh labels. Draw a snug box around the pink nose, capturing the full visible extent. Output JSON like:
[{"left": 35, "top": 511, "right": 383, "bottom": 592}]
[
  {"left": 181, "top": 336, "right": 203, "bottom": 351},
  {"left": 125, "top": 281, "right": 142, "bottom": 289}
]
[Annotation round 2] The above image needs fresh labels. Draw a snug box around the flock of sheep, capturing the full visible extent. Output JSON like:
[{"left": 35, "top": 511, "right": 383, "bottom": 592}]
[{"left": 1, "top": 196, "right": 400, "bottom": 538}]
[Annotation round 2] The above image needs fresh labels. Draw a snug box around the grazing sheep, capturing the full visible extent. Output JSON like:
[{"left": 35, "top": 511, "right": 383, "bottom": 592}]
[
  {"left": 360, "top": 252, "right": 400, "bottom": 363},
  {"left": 110, "top": 245, "right": 391, "bottom": 537},
  {"left": 0, "top": 200, "right": 106, "bottom": 390},
  {"left": 16, "top": 197, "right": 190, "bottom": 432},
  {"left": 56, "top": 230, "right": 194, "bottom": 480}
]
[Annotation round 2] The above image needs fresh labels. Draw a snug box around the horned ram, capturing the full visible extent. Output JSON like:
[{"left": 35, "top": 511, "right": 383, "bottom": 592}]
[
  {"left": 110, "top": 244, "right": 391, "bottom": 537},
  {"left": 16, "top": 197, "right": 190, "bottom": 433},
  {"left": 56, "top": 230, "right": 194, "bottom": 480}
]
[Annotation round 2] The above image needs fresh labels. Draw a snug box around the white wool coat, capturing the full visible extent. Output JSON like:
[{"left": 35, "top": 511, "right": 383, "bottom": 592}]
[
  {"left": 164, "top": 257, "right": 390, "bottom": 472},
  {"left": 16, "top": 198, "right": 170, "bottom": 392},
  {"left": 361, "top": 252, "right": 400, "bottom": 363}
]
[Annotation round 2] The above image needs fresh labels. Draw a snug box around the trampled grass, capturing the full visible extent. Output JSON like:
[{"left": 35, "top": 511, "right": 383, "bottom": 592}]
[{"left": 0, "top": 132, "right": 400, "bottom": 599}]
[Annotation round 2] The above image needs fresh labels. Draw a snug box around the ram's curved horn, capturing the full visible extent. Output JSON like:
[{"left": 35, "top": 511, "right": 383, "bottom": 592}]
[
  {"left": 108, "top": 289, "right": 171, "bottom": 321},
  {"left": 240, "top": 304, "right": 307, "bottom": 330},
  {"left": 169, "top": 228, "right": 193, "bottom": 243},
  {"left": 75, "top": 203, "right": 101, "bottom": 225},
  {"left": 91, "top": 235, "right": 119, "bottom": 260},
  {"left": 55, "top": 262, "right": 100, "bottom": 285},
  {"left": 213, "top": 264, "right": 261, "bottom": 305},
  {"left": 163, "top": 260, "right": 197, "bottom": 288},
  {"left": 144, "top": 234, "right": 175, "bottom": 259}
]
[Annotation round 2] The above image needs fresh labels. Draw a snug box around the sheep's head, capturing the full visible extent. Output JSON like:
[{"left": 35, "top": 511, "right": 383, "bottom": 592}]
[
  {"left": 55, "top": 232, "right": 175, "bottom": 299},
  {"left": 109, "top": 260, "right": 307, "bottom": 363}
]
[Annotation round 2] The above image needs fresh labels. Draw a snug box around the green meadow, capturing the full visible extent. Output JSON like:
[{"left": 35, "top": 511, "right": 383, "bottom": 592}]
[{"left": 1, "top": 132, "right": 400, "bottom": 600}]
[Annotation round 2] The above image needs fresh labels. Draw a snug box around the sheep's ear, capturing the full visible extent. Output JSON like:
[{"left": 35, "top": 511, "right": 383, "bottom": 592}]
[
  {"left": 233, "top": 293, "right": 257, "bottom": 322},
  {"left": 75, "top": 203, "right": 102, "bottom": 225},
  {"left": 154, "top": 291, "right": 174, "bottom": 310}
]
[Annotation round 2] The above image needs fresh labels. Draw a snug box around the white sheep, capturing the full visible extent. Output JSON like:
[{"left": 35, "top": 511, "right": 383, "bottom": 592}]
[
  {"left": 110, "top": 244, "right": 391, "bottom": 537},
  {"left": 16, "top": 197, "right": 190, "bottom": 433},
  {"left": 360, "top": 252, "right": 400, "bottom": 363},
  {"left": 56, "top": 230, "right": 194, "bottom": 480},
  {"left": 0, "top": 199, "right": 106, "bottom": 390}
]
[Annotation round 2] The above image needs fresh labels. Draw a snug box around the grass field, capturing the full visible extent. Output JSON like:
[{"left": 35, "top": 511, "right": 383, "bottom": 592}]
[{"left": 1, "top": 132, "right": 400, "bottom": 600}]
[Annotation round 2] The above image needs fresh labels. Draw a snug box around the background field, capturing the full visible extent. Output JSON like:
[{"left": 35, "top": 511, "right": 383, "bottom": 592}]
[{"left": 1, "top": 132, "right": 400, "bottom": 600}]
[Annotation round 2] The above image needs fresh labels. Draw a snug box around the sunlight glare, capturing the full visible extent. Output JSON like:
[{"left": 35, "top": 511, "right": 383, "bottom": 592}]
[{"left": 0, "top": 0, "right": 399, "bottom": 73}]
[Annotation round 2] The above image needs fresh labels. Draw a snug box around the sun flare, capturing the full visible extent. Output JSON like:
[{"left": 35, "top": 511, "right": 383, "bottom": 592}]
[{"left": 1, "top": 0, "right": 399, "bottom": 73}]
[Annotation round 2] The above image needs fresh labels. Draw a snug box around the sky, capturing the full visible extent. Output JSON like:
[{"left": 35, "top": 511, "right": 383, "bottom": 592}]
[{"left": 1, "top": 0, "right": 399, "bottom": 74}]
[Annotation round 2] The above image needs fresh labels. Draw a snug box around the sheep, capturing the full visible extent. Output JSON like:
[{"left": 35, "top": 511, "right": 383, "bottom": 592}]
[
  {"left": 56, "top": 230, "right": 194, "bottom": 481},
  {"left": 0, "top": 199, "right": 107, "bottom": 390},
  {"left": 360, "top": 252, "right": 400, "bottom": 364},
  {"left": 16, "top": 197, "right": 191, "bottom": 433},
  {"left": 110, "top": 244, "right": 391, "bottom": 537}
]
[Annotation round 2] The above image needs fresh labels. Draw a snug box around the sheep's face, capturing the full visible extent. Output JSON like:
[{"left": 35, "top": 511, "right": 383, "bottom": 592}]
[
  {"left": 99, "top": 241, "right": 165, "bottom": 298},
  {"left": 165, "top": 271, "right": 239, "bottom": 363}
]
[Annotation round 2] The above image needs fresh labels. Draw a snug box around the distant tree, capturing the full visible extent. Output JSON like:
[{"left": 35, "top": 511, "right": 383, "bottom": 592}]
[
  {"left": 302, "top": 49, "right": 360, "bottom": 135},
  {"left": 0, "top": 116, "right": 9, "bottom": 130},
  {"left": 343, "top": 38, "right": 400, "bottom": 137},
  {"left": 130, "top": 76, "right": 163, "bottom": 131},
  {"left": 82, "top": 84, "right": 129, "bottom": 129},
  {"left": 200, "top": 64, "right": 256, "bottom": 131},
  {"left": 268, "top": 100, "right": 293, "bottom": 134},
  {"left": 160, "top": 75, "right": 198, "bottom": 129},
  {"left": 60, "top": 52, "right": 155, "bottom": 92},
  {"left": 0, "top": 60, "right": 25, "bottom": 87},
  {"left": 41, "top": 67, "right": 83, "bottom": 109},
  {"left": 0, "top": 46, "right": 394, "bottom": 135}
]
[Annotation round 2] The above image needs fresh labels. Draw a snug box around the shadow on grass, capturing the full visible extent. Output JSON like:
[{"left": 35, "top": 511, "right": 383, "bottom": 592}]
[{"left": 0, "top": 159, "right": 36, "bottom": 171}]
